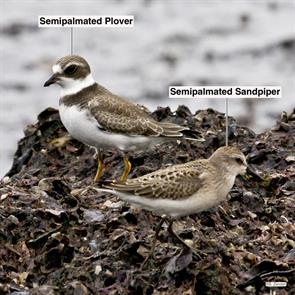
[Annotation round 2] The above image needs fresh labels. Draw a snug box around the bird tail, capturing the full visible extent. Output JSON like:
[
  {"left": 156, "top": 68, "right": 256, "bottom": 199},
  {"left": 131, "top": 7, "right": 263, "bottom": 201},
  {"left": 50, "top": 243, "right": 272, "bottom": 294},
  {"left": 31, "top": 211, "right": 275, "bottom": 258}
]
[
  {"left": 158, "top": 121, "right": 189, "bottom": 137},
  {"left": 183, "top": 136, "right": 205, "bottom": 142},
  {"left": 158, "top": 122, "right": 204, "bottom": 141},
  {"left": 96, "top": 180, "right": 130, "bottom": 198},
  {"left": 96, "top": 180, "right": 123, "bottom": 193}
]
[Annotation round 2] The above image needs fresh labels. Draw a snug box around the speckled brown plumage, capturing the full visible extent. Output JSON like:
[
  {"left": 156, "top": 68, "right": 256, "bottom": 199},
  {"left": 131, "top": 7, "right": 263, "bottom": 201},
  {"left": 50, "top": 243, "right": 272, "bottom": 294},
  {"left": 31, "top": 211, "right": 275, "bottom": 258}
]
[
  {"left": 103, "top": 160, "right": 208, "bottom": 200},
  {"left": 61, "top": 83, "right": 188, "bottom": 137},
  {"left": 102, "top": 146, "right": 247, "bottom": 201}
]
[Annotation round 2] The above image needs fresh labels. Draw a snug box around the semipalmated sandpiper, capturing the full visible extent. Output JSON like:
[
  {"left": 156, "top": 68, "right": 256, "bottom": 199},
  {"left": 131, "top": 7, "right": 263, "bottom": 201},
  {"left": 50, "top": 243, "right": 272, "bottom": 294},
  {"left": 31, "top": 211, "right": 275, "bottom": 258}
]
[{"left": 100, "top": 146, "right": 247, "bottom": 263}]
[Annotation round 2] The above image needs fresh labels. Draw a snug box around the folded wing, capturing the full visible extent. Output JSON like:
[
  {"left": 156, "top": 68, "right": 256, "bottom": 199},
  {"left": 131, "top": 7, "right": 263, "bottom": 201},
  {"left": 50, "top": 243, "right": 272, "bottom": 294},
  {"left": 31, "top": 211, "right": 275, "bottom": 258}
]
[
  {"left": 87, "top": 90, "right": 188, "bottom": 137},
  {"left": 102, "top": 163, "right": 205, "bottom": 200}
]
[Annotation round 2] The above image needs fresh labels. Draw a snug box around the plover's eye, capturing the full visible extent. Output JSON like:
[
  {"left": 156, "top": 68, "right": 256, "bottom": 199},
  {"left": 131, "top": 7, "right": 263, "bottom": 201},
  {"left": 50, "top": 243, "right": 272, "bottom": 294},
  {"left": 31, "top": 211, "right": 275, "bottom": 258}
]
[
  {"left": 234, "top": 157, "right": 243, "bottom": 165},
  {"left": 64, "top": 65, "right": 78, "bottom": 75}
]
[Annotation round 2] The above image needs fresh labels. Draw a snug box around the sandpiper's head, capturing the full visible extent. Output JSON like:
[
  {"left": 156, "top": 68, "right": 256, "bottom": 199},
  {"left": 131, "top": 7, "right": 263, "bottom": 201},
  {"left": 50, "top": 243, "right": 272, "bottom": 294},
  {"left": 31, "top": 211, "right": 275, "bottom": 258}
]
[
  {"left": 209, "top": 146, "right": 247, "bottom": 176},
  {"left": 44, "top": 55, "right": 95, "bottom": 96}
]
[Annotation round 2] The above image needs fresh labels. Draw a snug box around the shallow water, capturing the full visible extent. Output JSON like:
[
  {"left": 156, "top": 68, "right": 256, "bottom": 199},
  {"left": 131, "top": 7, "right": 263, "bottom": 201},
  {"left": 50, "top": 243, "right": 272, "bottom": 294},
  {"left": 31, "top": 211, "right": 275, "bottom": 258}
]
[{"left": 1, "top": 0, "right": 295, "bottom": 177}]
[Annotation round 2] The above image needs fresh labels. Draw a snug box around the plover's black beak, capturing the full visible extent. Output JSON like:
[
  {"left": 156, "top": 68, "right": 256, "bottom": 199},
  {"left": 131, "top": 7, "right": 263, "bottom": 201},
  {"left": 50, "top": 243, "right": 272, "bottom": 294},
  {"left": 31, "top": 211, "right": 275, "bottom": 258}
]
[{"left": 44, "top": 73, "right": 59, "bottom": 87}]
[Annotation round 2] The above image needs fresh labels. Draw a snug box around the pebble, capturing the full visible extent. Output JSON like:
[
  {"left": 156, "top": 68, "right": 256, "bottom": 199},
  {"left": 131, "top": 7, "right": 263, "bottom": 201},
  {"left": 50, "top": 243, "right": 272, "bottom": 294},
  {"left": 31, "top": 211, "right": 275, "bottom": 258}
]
[
  {"left": 7, "top": 214, "right": 19, "bottom": 225},
  {"left": 285, "top": 155, "right": 295, "bottom": 162},
  {"left": 95, "top": 264, "right": 102, "bottom": 275},
  {"left": 89, "top": 240, "right": 98, "bottom": 251},
  {"left": 2, "top": 176, "right": 11, "bottom": 184},
  {"left": 108, "top": 200, "right": 124, "bottom": 209},
  {"left": 247, "top": 211, "right": 257, "bottom": 219},
  {"left": 243, "top": 191, "right": 255, "bottom": 198},
  {"left": 102, "top": 199, "right": 125, "bottom": 209},
  {"left": 0, "top": 193, "right": 9, "bottom": 200},
  {"left": 83, "top": 209, "right": 105, "bottom": 223}
]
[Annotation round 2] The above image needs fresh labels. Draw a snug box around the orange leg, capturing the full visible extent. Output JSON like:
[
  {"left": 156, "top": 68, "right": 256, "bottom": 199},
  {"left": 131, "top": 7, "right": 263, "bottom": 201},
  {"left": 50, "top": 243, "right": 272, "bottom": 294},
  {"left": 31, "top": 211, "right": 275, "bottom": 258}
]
[
  {"left": 94, "top": 150, "right": 104, "bottom": 182},
  {"left": 119, "top": 154, "right": 131, "bottom": 182}
]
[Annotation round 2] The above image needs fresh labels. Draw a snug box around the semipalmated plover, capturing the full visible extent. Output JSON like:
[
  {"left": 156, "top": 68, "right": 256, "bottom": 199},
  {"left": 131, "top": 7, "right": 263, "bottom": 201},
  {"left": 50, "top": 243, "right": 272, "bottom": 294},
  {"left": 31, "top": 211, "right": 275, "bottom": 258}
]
[
  {"left": 44, "top": 55, "right": 192, "bottom": 181},
  {"left": 99, "top": 146, "right": 247, "bottom": 262}
]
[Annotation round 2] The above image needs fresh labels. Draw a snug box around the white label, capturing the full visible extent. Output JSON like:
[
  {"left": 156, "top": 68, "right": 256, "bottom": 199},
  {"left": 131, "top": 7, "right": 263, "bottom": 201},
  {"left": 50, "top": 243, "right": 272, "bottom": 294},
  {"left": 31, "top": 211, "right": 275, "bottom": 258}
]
[
  {"left": 38, "top": 15, "right": 134, "bottom": 28},
  {"left": 265, "top": 282, "right": 287, "bottom": 287},
  {"left": 169, "top": 86, "right": 282, "bottom": 99}
]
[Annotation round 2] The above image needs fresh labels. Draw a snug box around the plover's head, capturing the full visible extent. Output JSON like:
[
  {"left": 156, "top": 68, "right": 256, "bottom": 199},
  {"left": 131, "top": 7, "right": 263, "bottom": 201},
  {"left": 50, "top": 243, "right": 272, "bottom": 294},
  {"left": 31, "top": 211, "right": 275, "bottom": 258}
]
[
  {"left": 44, "top": 55, "right": 95, "bottom": 96},
  {"left": 209, "top": 146, "right": 247, "bottom": 176}
]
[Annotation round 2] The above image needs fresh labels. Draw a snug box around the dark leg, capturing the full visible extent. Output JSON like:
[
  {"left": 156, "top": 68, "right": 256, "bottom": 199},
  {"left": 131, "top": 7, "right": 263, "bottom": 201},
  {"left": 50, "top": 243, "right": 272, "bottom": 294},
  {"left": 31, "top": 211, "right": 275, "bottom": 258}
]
[
  {"left": 94, "top": 149, "right": 104, "bottom": 182},
  {"left": 140, "top": 217, "right": 166, "bottom": 270},
  {"left": 167, "top": 219, "right": 202, "bottom": 259}
]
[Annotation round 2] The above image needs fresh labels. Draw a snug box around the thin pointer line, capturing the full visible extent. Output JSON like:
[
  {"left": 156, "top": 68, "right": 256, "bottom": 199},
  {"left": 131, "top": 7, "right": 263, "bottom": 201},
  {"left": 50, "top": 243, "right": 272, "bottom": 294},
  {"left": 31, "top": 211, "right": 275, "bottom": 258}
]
[
  {"left": 70, "top": 27, "right": 73, "bottom": 55},
  {"left": 225, "top": 98, "right": 229, "bottom": 146}
]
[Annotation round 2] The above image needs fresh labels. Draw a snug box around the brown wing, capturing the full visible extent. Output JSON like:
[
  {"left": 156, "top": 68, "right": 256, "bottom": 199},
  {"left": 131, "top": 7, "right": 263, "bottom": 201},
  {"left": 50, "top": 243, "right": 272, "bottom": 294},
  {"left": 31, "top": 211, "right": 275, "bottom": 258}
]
[
  {"left": 87, "top": 86, "right": 187, "bottom": 137},
  {"left": 103, "top": 162, "right": 206, "bottom": 200}
]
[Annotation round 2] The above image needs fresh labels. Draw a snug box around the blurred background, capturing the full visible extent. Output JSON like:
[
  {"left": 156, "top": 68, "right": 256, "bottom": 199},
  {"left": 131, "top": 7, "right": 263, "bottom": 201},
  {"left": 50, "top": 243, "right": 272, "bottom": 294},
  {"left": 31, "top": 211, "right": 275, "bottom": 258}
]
[{"left": 0, "top": 0, "right": 295, "bottom": 177}]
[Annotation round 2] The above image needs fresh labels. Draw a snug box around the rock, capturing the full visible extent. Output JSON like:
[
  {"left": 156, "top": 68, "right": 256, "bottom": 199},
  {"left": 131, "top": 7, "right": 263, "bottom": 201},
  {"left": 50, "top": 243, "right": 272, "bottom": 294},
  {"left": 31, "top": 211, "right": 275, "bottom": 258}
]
[
  {"left": 83, "top": 209, "right": 105, "bottom": 223},
  {"left": 0, "top": 107, "right": 294, "bottom": 294}
]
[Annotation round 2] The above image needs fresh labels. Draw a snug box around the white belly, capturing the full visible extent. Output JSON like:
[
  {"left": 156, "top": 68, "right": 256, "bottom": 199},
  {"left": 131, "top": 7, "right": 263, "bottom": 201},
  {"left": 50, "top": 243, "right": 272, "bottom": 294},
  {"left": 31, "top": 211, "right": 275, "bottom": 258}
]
[
  {"left": 59, "top": 104, "right": 153, "bottom": 151},
  {"left": 108, "top": 189, "right": 221, "bottom": 218},
  {"left": 59, "top": 104, "right": 102, "bottom": 148},
  {"left": 103, "top": 174, "right": 237, "bottom": 218}
]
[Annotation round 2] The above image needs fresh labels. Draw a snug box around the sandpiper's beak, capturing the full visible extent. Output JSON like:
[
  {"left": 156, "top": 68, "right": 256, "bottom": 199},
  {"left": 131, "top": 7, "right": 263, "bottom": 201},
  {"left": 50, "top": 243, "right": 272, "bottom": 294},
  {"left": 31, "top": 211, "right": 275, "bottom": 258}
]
[
  {"left": 44, "top": 73, "right": 60, "bottom": 87},
  {"left": 240, "top": 165, "right": 263, "bottom": 181}
]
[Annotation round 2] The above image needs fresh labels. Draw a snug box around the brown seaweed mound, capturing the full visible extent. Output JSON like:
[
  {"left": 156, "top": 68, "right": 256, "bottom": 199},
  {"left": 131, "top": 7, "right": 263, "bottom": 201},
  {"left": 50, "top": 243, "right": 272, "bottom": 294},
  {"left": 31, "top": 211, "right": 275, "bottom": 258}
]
[{"left": 0, "top": 106, "right": 294, "bottom": 294}]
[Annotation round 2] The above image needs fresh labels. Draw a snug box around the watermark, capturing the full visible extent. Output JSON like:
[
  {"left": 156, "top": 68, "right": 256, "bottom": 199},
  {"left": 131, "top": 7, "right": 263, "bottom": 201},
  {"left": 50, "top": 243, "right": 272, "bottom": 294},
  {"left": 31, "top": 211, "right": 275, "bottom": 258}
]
[
  {"left": 265, "top": 281, "right": 287, "bottom": 287},
  {"left": 265, "top": 281, "right": 287, "bottom": 295}
]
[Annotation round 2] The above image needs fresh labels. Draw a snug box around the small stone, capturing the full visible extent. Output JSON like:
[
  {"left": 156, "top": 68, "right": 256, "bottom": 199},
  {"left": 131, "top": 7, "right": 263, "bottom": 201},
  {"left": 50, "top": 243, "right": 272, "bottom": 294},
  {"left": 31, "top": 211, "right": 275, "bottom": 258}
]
[
  {"left": 285, "top": 155, "right": 295, "bottom": 162},
  {"left": 70, "top": 188, "right": 84, "bottom": 197},
  {"left": 284, "top": 239, "right": 295, "bottom": 249},
  {"left": 95, "top": 264, "right": 102, "bottom": 275},
  {"left": 33, "top": 283, "right": 39, "bottom": 288},
  {"left": 244, "top": 252, "right": 257, "bottom": 263},
  {"left": 41, "top": 149, "right": 47, "bottom": 154},
  {"left": 102, "top": 200, "right": 116, "bottom": 209},
  {"left": 243, "top": 191, "right": 254, "bottom": 198},
  {"left": 137, "top": 244, "right": 149, "bottom": 257},
  {"left": 184, "top": 239, "right": 194, "bottom": 248},
  {"left": 182, "top": 289, "right": 193, "bottom": 295},
  {"left": 261, "top": 225, "right": 270, "bottom": 232},
  {"left": 105, "top": 269, "right": 113, "bottom": 277},
  {"left": 89, "top": 240, "right": 98, "bottom": 251},
  {"left": 2, "top": 176, "right": 11, "bottom": 184},
  {"left": 83, "top": 209, "right": 104, "bottom": 223},
  {"left": 45, "top": 208, "right": 65, "bottom": 216},
  {"left": 247, "top": 211, "right": 257, "bottom": 219},
  {"left": 18, "top": 272, "right": 29, "bottom": 284},
  {"left": 283, "top": 249, "right": 295, "bottom": 262},
  {"left": 51, "top": 232, "right": 62, "bottom": 240},
  {"left": 8, "top": 214, "right": 19, "bottom": 225},
  {"left": 1, "top": 193, "right": 9, "bottom": 200},
  {"left": 108, "top": 200, "right": 124, "bottom": 209}
]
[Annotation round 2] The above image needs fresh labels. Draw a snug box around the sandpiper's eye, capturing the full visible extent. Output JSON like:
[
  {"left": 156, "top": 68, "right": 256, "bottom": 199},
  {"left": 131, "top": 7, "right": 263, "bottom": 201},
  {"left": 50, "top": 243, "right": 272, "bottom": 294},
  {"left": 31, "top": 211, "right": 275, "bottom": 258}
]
[
  {"left": 234, "top": 157, "right": 243, "bottom": 165},
  {"left": 64, "top": 65, "right": 78, "bottom": 75}
]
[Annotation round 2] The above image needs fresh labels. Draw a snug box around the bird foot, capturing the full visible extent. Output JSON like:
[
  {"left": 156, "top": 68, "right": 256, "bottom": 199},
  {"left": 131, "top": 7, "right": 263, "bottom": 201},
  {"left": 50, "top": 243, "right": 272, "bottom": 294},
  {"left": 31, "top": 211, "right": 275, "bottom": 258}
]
[{"left": 167, "top": 220, "right": 202, "bottom": 260}]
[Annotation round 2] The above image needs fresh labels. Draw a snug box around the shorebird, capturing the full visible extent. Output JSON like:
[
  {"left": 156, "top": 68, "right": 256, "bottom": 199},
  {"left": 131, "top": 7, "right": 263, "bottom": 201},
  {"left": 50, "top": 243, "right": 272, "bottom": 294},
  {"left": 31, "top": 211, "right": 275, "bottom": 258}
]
[
  {"left": 99, "top": 146, "right": 247, "bottom": 264},
  {"left": 44, "top": 55, "right": 193, "bottom": 182}
]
